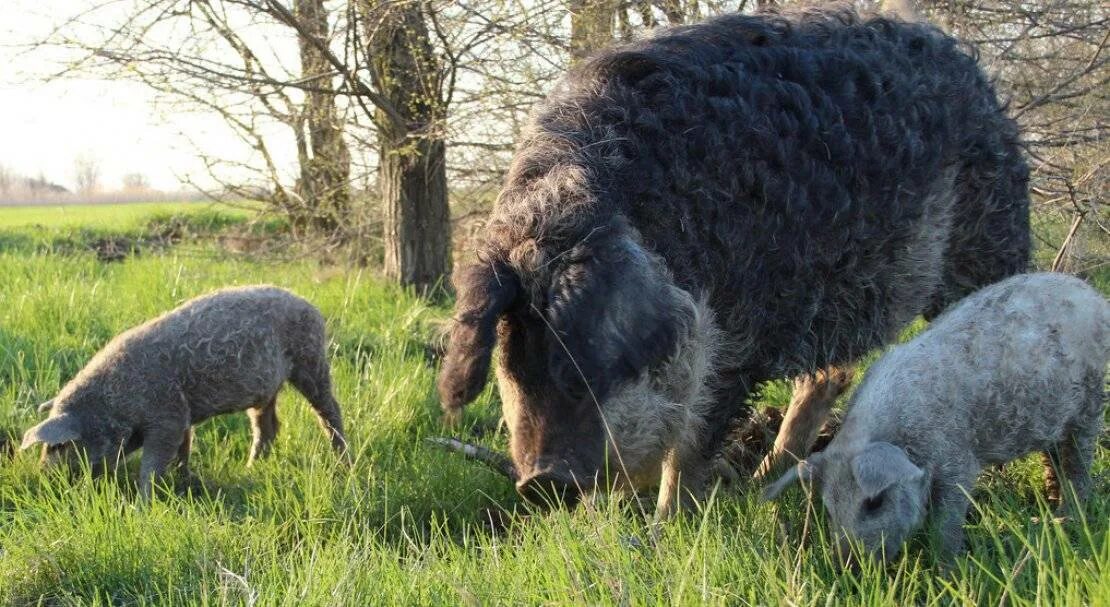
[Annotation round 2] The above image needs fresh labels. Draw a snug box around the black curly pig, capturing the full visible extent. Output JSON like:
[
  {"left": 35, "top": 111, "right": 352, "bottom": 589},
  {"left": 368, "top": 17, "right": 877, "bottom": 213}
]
[{"left": 437, "top": 6, "right": 1030, "bottom": 518}]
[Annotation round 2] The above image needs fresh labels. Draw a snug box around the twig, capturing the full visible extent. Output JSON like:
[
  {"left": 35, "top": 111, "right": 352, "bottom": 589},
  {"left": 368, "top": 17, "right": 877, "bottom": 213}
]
[
  {"left": 425, "top": 437, "right": 519, "bottom": 481},
  {"left": 1050, "top": 211, "right": 1086, "bottom": 272}
]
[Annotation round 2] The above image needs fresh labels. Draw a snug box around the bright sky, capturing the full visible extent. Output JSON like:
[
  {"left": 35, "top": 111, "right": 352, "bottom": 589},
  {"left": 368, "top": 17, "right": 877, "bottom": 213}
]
[{"left": 0, "top": 1, "right": 295, "bottom": 192}]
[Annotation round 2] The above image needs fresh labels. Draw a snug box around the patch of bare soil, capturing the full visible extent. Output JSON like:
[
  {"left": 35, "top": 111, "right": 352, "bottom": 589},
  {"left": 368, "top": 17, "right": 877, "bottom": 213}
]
[
  {"left": 87, "top": 236, "right": 146, "bottom": 262},
  {"left": 217, "top": 234, "right": 272, "bottom": 255}
]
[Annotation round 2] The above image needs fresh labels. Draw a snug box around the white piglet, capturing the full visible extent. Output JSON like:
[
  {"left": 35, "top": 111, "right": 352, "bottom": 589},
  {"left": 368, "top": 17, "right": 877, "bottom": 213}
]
[{"left": 764, "top": 272, "right": 1109, "bottom": 563}]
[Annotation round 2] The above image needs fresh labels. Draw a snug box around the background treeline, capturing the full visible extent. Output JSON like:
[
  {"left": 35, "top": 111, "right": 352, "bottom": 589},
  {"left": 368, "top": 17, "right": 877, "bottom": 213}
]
[{"left": 39, "top": 0, "right": 1108, "bottom": 292}]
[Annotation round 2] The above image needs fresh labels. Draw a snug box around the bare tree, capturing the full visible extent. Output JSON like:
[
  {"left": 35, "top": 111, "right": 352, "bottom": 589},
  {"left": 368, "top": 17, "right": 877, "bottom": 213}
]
[
  {"left": 916, "top": 1, "right": 1108, "bottom": 273},
  {"left": 68, "top": 0, "right": 477, "bottom": 290},
  {"left": 55, "top": 1, "right": 353, "bottom": 236},
  {"left": 881, "top": 0, "right": 918, "bottom": 19},
  {"left": 122, "top": 172, "right": 150, "bottom": 191},
  {"left": 353, "top": 1, "right": 451, "bottom": 291},
  {"left": 0, "top": 163, "right": 12, "bottom": 197},
  {"left": 74, "top": 153, "right": 100, "bottom": 196},
  {"left": 294, "top": 0, "right": 352, "bottom": 233},
  {"left": 570, "top": 0, "right": 621, "bottom": 60},
  {"left": 573, "top": 0, "right": 744, "bottom": 55},
  {"left": 38, "top": 0, "right": 756, "bottom": 288}
]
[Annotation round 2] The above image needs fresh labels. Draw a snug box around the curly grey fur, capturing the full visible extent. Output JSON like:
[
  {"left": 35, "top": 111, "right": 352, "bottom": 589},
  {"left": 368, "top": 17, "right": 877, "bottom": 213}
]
[
  {"left": 21, "top": 285, "right": 348, "bottom": 498},
  {"left": 765, "top": 273, "right": 1110, "bottom": 563},
  {"left": 438, "top": 5, "right": 1030, "bottom": 511}
]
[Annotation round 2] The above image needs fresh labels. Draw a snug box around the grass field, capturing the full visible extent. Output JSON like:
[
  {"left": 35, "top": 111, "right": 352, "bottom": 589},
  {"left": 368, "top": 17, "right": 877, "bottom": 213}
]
[
  {"left": 0, "top": 203, "right": 1106, "bottom": 605},
  {"left": 0, "top": 202, "right": 251, "bottom": 230}
]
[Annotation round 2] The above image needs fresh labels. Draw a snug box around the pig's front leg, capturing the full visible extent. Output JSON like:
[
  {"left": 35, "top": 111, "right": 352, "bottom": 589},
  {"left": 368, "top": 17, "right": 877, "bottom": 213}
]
[
  {"left": 138, "top": 415, "right": 190, "bottom": 500},
  {"left": 655, "top": 445, "right": 710, "bottom": 521},
  {"left": 931, "top": 473, "right": 977, "bottom": 560}
]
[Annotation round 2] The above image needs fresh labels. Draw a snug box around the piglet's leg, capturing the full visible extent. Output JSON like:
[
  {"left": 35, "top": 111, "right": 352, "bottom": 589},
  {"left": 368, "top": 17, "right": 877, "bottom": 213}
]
[
  {"left": 931, "top": 477, "right": 975, "bottom": 560},
  {"left": 1052, "top": 422, "right": 1099, "bottom": 516},
  {"left": 176, "top": 427, "right": 193, "bottom": 478},
  {"left": 1060, "top": 374, "right": 1104, "bottom": 512},
  {"left": 247, "top": 396, "right": 280, "bottom": 464},
  {"left": 755, "top": 365, "right": 854, "bottom": 480},
  {"left": 289, "top": 356, "right": 349, "bottom": 461},
  {"left": 139, "top": 421, "right": 189, "bottom": 501}
]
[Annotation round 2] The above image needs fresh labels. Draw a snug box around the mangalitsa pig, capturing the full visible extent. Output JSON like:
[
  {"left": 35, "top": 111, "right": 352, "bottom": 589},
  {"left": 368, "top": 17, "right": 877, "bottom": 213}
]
[
  {"left": 765, "top": 273, "right": 1109, "bottom": 563},
  {"left": 21, "top": 285, "right": 349, "bottom": 497}
]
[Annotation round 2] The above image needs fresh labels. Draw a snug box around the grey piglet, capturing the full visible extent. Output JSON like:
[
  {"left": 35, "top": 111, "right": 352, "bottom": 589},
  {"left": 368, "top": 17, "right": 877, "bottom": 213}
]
[
  {"left": 764, "top": 273, "right": 1109, "bottom": 564},
  {"left": 21, "top": 285, "right": 349, "bottom": 498}
]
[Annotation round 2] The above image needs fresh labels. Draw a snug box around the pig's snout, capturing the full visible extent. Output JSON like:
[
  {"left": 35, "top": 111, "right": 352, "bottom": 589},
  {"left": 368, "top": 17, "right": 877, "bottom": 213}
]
[{"left": 516, "top": 467, "right": 585, "bottom": 508}]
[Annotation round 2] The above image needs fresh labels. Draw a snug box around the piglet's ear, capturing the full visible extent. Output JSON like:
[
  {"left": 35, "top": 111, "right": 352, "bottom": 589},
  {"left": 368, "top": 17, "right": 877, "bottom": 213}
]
[
  {"left": 851, "top": 442, "right": 923, "bottom": 498},
  {"left": 437, "top": 262, "right": 521, "bottom": 424},
  {"left": 545, "top": 219, "right": 695, "bottom": 402},
  {"left": 20, "top": 414, "right": 79, "bottom": 450},
  {"left": 37, "top": 400, "right": 54, "bottom": 415},
  {"left": 762, "top": 454, "right": 823, "bottom": 501}
]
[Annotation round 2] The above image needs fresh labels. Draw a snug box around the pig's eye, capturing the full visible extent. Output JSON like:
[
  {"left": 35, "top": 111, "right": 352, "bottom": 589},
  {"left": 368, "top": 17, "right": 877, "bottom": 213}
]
[{"left": 861, "top": 494, "right": 884, "bottom": 515}]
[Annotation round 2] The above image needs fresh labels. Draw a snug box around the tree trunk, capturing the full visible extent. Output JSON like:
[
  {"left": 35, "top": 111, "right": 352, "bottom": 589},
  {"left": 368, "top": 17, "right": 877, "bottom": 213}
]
[
  {"left": 361, "top": 0, "right": 451, "bottom": 293},
  {"left": 881, "top": 0, "right": 919, "bottom": 20},
  {"left": 379, "top": 134, "right": 450, "bottom": 290},
  {"left": 295, "top": 0, "right": 351, "bottom": 235},
  {"left": 570, "top": 0, "right": 621, "bottom": 61},
  {"left": 657, "top": 0, "right": 685, "bottom": 25},
  {"left": 0, "top": 164, "right": 13, "bottom": 197}
]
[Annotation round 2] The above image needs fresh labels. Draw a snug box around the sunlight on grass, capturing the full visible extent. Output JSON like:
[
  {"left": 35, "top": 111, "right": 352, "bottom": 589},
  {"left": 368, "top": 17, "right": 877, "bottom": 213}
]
[
  {"left": 0, "top": 205, "right": 1106, "bottom": 604},
  {"left": 0, "top": 201, "right": 248, "bottom": 230}
]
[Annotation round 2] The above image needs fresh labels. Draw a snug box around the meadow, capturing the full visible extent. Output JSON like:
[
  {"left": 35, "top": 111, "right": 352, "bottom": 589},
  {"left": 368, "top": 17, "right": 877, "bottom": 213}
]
[{"left": 0, "top": 203, "right": 1106, "bottom": 605}]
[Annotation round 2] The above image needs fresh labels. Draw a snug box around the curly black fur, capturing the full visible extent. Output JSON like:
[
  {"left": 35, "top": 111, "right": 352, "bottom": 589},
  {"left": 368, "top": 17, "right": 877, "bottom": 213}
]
[{"left": 440, "top": 6, "right": 1029, "bottom": 464}]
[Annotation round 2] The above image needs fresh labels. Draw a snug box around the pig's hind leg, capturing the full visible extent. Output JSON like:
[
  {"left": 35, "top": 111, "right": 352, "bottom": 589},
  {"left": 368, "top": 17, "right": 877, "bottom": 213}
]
[
  {"left": 755, "top": 365, "right": 854, "bottom": 480},
  {"left": 1048, "top": 376, "right": 1103, "bottom": 515},
  {"left": 289, "top": 344, "right": 349, "bottom": 460},
  {"left": 176, "top": 427, "right": 193, "bottom": 477},
  {"left": 1040, "top": 448, "right": 1064, "bottom": 509},
  {"left": 247, "top": 396, "right": 280, "bottom": 464}
]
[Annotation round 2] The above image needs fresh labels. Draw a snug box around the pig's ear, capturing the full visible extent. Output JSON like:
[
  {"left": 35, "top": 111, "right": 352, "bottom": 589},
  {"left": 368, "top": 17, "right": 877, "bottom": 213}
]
[
  {"left": 851, "top": 442, "right": 923, "bottom": 498},
  {"left": 437, "top": 261, "right": 521, "bottom": 424},
  {"left": 37, "top": 399, "right": 55, "bottom": 415},
  {"left": 545, "top": 219, "right": 695, "bottom": 401},
  {"left": 762, "top": 453, "right": 824, "bottom": 501},
  {"left": 20, "top": 414, "right": 79, "bottom": 450}
]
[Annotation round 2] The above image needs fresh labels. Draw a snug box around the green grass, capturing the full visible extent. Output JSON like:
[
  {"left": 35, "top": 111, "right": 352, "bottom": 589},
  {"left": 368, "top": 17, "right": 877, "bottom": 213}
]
[
  {"left": 0, "top": 202, "right": 258, "bottom": 262},
  {"left": 0, "top": 202, "right": 241, "bottom": 229},
  {"left": 0, "top": 203, "right": 1106, "bottom": 605}
]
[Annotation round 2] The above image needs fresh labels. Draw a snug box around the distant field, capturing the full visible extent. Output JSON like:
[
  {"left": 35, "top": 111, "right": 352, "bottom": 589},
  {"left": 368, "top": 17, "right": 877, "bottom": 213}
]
[
  {"left": 0, "top": 204, "right": 1105, "bottom": 605},
  {"left": 0, "top": 201, "right": 249, "bottom": 229}
]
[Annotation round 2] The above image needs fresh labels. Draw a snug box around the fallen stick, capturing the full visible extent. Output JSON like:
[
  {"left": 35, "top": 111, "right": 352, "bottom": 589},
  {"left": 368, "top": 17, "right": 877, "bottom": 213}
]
[{"left": 425, "top": 437, "right": 519, "bottom": 482}]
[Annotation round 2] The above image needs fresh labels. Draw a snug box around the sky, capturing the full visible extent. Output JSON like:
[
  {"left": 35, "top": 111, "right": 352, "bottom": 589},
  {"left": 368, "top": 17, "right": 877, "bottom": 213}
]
[
  {"left": 0, "top": 0, "right": 565, "bottom": 195},
  {"left": 0, "top": 0, "right": 295, "bottom": 193}
]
